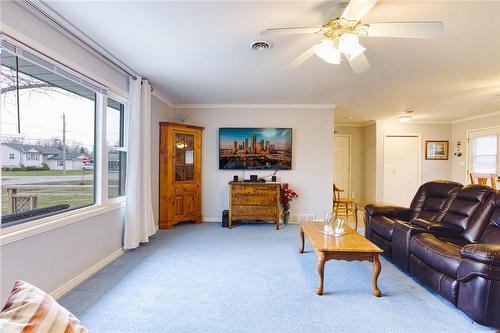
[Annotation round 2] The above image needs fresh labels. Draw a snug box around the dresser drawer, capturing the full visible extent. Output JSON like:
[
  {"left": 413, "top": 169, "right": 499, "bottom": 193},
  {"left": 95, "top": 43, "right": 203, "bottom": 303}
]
[
  {"left": 232, "top": 205, "right": 277, "bottom": 218},
  {"left": 231, "top": 194, "right": 277, "bottom": 206},
  {"left": 231, "top": 185, "right": 279, "bottom": 195}
]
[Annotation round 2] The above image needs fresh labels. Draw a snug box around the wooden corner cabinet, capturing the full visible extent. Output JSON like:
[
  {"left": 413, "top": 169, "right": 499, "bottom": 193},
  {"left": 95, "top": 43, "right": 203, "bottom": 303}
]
[{"left": 159, "top": 122, "right": 203, "bottom": 229}]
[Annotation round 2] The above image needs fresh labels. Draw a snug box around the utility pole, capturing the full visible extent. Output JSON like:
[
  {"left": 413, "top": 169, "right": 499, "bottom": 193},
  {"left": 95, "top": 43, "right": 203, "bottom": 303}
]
[{"left": 62, "top": 113, "right": 66, "bottom": 175}]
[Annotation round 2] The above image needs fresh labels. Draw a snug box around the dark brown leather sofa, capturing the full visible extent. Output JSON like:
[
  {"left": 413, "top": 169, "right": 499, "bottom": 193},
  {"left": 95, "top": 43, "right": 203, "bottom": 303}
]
[
  {"left": 365, "top": 181, "right": 462, "bottom": 259},
  {"left": 365, "top": 182, "right": 499, "bottom": 327}
]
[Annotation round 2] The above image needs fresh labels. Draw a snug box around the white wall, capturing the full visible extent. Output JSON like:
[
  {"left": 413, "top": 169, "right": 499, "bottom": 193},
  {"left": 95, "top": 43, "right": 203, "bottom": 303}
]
[
  {"left": 0, "top": 207, "right": 124, "bottom": 305},
  {"left": 1, "top": 1, "right": 129, "bottom": 93},
  {"left": 1, "top": 145, "right": 21, "bottom": 167},
  {"left": 362, "top": 123, "right": 377, "bottom": 201},
  {"left": 375, "top": 122, "right": 453, "bottom": 201},
  {"left": 45, "top": 160, "right": 82, "bottom": 171},
  {"left": 451, "top": 112, "right": 500, "bottom": 184},
  {"left": 180, "top": 107, "right": 335, "bottom": 221},
  {"left": 150, "top": 95, "right": 175, "bottom": 226}
]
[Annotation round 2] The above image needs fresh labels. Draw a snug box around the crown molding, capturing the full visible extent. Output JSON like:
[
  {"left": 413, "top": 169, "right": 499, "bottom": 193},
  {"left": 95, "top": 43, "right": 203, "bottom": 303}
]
[
  {"left": 375, "top": 119, "right": 452, "bottom": 125},
  {"left": 151, "top": 90, "right": 175, "bottom": 109},
  {"left": 335, "top": 121, "right": 374, "bottom": 127},
  {"left": 174, "top": 103, "right": 337, "bottom": 110},
  {"left": 148, "top": 94, "right": 337, "bottom": 111},
  {"left": 451, "top": 110, "right": 500, "bottom": 124}
]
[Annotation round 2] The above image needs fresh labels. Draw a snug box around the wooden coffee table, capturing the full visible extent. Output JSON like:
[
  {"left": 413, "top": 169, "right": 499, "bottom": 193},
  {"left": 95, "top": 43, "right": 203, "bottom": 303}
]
[{"left": 299, "top": 222, "right": 383, "bottom": 296}]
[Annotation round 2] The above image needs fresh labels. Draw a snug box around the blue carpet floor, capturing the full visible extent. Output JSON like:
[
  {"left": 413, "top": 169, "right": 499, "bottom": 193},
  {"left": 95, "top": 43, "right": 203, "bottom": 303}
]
[{"left": 59, "top": 223, "right": 494, "bottom": 333}]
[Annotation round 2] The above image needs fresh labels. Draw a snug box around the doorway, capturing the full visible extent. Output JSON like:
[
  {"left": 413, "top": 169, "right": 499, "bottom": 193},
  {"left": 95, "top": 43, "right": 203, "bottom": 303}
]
[
  {"left": 334, "top": 135, "right": 351, "bottom": 198},
  {"left": 382, "top": 135, "right": 421, "bottom": 207}
]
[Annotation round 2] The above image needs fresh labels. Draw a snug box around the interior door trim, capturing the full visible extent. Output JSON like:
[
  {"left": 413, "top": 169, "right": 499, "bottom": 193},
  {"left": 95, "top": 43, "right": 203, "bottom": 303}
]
[{"left": 334, "top": 134, "right": 352, "bottom": 198}]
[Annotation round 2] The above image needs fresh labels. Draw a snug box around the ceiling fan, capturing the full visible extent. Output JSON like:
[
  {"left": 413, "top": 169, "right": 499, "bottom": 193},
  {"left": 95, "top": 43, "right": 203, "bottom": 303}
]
[{"left": 261, "top": 0, "right": 443, "bottom": 73}]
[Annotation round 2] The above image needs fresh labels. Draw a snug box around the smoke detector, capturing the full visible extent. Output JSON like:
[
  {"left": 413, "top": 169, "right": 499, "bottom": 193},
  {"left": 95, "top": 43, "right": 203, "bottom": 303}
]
[{"left": 250, "top": 40, "right": 272, "bottom": 51}]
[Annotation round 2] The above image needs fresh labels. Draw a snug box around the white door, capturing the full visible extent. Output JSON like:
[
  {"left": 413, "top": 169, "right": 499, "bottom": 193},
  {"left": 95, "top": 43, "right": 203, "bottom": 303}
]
[
  {"left": 334, "top": 135, "right": 351, "bottom": 198},
  {"left": 383, "top": 135, "right": 420, "bottom": 207}
]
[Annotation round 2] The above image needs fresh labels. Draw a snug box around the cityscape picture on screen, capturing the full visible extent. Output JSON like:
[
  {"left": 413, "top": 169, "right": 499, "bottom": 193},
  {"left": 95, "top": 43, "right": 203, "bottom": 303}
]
[{"left": 219, "top": 128, "right": 292, "bottom": 170}]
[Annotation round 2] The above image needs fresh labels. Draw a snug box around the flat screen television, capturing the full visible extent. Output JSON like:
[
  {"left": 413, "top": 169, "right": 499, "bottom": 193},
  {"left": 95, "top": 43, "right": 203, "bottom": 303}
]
[{"left": 219, "top": 128, "right": 292, "bottom": 170}]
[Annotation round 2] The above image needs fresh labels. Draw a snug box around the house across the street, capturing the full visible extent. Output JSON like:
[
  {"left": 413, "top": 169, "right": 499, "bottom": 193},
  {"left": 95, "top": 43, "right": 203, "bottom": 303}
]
[{"left": 1, "top": 143, "right": 85, "bottom": 170}]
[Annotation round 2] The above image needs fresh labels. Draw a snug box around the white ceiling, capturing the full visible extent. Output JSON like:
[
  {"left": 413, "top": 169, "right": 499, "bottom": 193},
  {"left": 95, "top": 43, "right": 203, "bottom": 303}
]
[{"left": 45, "top": 1, "right": 500, "bottom": 123}]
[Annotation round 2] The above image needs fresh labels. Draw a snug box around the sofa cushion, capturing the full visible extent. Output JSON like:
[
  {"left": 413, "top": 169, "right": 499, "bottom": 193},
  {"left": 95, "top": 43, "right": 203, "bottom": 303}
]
[
  {"left": 411, "top": 218, "right": 462, "bottom": 236},
  {"left": 410, "top": 181, "right": 462, "bottom": 222},
  {"left": 410, "top": 233, "right": 462, "bottom": 277},
  {"left": 442, "top": 185, "right": 492, "bottom": 232},
  {"left": 0, "top": 280, "right": 89, "bottom": 333},
  {"left": 370, "top": 216, "right": 405, "bottom": 240}
]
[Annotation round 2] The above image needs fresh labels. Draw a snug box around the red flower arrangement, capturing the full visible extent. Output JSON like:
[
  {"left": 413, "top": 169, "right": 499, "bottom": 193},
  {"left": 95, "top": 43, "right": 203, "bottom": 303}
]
[{"left": 281, "top": 183, "right": 299, "bottom": 224}]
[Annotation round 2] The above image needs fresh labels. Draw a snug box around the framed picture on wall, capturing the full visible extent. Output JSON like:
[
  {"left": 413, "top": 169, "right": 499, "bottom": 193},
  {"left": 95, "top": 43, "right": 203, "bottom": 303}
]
[
  {"left": 219, "top": 128, "right": 292, "bottom": 170},
  {"left": 425, "top": 140, "right": 449, "bottom": 160}
]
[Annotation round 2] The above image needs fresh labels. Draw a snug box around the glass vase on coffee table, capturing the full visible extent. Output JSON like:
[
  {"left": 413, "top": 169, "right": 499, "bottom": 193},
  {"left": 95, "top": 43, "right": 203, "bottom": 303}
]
[{"left": 322, "top": 212, "right": 347, "bottom": 237}]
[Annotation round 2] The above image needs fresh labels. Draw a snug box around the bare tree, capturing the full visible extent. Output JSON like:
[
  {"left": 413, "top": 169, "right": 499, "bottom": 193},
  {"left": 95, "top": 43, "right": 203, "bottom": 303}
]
[
  {"left": 3, "top": 136, "right": 26, "bottom": 144},
  {"left": 1, "top": 64, "right": 75, "bottom": 101},
  {"left": 1, "top": 67, "right": 51, "bottom": 95}
]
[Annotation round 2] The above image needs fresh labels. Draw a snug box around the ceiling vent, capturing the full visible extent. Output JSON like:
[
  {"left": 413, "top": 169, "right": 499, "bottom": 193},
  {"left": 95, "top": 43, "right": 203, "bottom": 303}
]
[{"left": 251, "top": 40, "right": 272, "bottom": 51}]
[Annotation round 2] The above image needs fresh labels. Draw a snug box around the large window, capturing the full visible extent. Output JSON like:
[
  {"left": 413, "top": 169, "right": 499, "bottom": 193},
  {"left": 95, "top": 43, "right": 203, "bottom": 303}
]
[
  {"left": 469, "top": 128, "right": 500, "bottom": 186},
  {"left": 106, "top": 98, "right": 127, "bottom": 198},
  {"left": 470, "top": 135, "right": 497, "bottom": 174},
  {"left": 1, "top": 47, "right": 96, "bottom": 226}
]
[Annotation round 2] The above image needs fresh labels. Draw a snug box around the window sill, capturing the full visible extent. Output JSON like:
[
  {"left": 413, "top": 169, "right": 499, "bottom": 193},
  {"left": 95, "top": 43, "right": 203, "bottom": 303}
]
[{"left": 0, "top": 199, "right": 126, "bottom": 246}]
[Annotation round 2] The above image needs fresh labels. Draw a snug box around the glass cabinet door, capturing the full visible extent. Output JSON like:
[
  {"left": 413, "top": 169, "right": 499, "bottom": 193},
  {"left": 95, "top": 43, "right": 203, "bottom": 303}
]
[{"left": 175, "top": 133, "right": 195, "bottom": 181}]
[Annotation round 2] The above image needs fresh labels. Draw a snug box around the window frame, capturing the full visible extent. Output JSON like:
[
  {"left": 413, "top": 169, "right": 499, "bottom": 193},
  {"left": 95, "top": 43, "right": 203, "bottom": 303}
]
[
  {"left": 104, "top": 93, "right": 129, "bottom": 200},
  {"left": 467, "top": 126, "right": 500, "bottom": 181},
  {"left": 0, "top": 36, "right": 129, "bottom": 236}
]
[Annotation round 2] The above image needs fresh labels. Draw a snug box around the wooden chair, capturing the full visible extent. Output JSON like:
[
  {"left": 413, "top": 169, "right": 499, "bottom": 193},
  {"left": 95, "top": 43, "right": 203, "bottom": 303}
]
[
  {"left": 470, "top": 173, "right": 497, "bottom": 189},
  {"left": 332, "top": 184, "right": 356, "bottom": 227}
]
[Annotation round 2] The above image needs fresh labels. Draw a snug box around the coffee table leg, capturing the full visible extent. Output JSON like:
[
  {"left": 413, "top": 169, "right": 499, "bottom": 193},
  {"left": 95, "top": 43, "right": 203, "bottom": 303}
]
[
  {"left": 316, "top": 252, "right": 326, "bottom": 295},
  {"left": 372, "top": 253, "right": 382, "bottom": 297},
  {"left": 299, "top": 227, "right": 305, "bottom": 253}
]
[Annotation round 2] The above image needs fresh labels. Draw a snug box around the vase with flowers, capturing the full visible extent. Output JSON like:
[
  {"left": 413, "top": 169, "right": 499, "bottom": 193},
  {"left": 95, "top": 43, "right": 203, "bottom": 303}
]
[{"left": 280, "top": 183, "right": 299, "bottom": 225}]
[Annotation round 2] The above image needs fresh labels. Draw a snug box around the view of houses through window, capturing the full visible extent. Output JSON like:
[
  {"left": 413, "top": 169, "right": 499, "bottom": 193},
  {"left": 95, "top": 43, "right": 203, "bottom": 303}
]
[
  {"left": 1, "top": 48, "right": 97, "bottom": 226},
  {"left": 107, "top": 98, "right": 127, "bottom": 198}
]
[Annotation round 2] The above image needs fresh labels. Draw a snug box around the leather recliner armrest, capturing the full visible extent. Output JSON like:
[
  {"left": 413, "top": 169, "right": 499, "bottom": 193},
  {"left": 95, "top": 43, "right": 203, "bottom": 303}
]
[
  {"left": 460, "top": 244, "right": 500, "bottom": 267},
  {"left": 458, "top": 245, "right": 500, "bottom": 282},
  {"left": 365, "top": 205, "right": 412, "bottom": 220},
  {"left": 410, "top": 218, "right": 462, "bottom": 236}
]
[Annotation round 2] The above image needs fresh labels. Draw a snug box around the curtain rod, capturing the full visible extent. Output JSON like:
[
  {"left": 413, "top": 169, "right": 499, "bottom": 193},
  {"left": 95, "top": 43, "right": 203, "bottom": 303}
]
[{"left": 23, "top": 0, "right": 138, "bottom": 80}]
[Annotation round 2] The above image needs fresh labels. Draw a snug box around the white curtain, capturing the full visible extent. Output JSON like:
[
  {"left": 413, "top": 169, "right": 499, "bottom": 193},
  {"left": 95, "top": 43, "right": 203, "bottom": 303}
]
[{"left": 124, "top": 78, "right": 156, "bottom": 249}]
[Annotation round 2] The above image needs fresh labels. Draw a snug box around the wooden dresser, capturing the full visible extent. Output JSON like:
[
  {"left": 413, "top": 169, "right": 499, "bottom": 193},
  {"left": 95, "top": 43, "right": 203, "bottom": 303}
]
[{"left": 229, "top": 182, "right": 281, "bottom": 229}]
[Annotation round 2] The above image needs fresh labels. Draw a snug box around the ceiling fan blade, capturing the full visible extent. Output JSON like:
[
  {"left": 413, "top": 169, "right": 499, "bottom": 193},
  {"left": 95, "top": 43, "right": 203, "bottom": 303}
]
[
  {"left": 283, "top": 45, "right": 316, "bottom": 70},
  {"left": 341, "top": 0, "right": 379, "bottom": 21},
  {"left": 322, "top": 2, "right": 349, "bottom": 22},
  {"left": 261, "top": 27, "right": 321, "bottom": 36},
  {"left": 347, "top": 53, "right": 370, "bottom": 73},
  {"left": 366, "top": 22, "right": 443, "bottom": 39}
]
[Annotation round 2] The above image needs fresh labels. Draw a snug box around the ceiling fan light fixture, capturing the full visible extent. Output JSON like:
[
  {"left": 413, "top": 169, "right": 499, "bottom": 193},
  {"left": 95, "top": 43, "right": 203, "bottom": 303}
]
[
  {"left": 338, "top": 33, "right": 366, "bottom": 60},
  {"left": 314, "top": 39, "right": 341, "bottom": 64},
  {"left": 347, "top": 44, "right": 366, "bottom": 60}
]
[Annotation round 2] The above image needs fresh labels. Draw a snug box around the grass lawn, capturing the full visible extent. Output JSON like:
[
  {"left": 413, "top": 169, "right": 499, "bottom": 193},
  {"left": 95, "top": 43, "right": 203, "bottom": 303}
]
[
  {"left": 2, "top": 181, "right": 94, "bottom": 215},
  {"left": 3, "top": 170, "right": 94, "bottom": 176}
]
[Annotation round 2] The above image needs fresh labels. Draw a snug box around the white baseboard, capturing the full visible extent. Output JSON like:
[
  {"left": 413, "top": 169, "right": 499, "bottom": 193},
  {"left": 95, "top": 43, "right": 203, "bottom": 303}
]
[
  {"left": 202, "top": 217, "right": 220, "bottom": 222},
  {"left": 202, "top": 214, "right": 315, "bottom": 224},
  {"left": 50, "top": 248, "right": 124, "bottom": 299}
]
